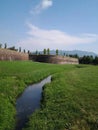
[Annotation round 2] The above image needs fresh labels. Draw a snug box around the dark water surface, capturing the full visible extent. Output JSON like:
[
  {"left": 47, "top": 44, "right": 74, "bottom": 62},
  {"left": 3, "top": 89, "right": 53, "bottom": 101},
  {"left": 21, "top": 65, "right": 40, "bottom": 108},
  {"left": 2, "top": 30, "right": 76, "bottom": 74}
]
[{"left": 16, "top": 76, "right": 51, "bottom": 130}]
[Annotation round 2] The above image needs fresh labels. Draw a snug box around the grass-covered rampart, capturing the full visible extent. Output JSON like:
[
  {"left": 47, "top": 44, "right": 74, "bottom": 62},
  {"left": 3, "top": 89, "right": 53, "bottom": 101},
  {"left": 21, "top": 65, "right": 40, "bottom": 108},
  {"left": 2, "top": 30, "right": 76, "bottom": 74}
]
[{"left": 0, "top": 61, "right": 98, "bottom": 130}]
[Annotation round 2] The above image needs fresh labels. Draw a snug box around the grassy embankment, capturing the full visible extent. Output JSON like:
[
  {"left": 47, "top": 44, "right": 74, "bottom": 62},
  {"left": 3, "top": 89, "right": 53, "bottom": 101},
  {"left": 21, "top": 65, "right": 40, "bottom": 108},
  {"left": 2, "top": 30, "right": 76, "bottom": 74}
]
[
  {"left": 0, "top": 61, "right": 72, "bottom": 130},
  {"left": 23, "top": 65, "right": 98, "bottom": 130},
  {"left": 0, "top": 61, "right": 98, "bottom": 130}
]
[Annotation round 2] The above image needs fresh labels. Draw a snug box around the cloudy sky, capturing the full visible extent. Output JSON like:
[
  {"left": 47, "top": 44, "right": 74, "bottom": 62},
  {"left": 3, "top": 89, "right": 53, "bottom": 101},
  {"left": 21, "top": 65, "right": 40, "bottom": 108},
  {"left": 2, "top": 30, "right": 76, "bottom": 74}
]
[{"left": 0, "top": 0, "right": 98, "bottom": 53}]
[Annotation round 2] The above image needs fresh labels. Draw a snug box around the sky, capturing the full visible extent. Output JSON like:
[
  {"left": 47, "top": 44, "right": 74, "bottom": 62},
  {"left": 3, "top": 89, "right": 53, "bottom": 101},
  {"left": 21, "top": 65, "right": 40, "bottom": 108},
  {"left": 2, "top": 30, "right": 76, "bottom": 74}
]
[{"left": 0, "top": 0, "right": 98, "bottom": 53}]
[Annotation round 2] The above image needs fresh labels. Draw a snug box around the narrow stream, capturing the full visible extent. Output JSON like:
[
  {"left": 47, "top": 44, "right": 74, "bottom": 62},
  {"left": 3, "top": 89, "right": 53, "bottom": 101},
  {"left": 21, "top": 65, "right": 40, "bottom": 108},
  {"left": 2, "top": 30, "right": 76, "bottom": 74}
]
[{"left": 16, "top": 76, "right": 51, "bottom": 130}]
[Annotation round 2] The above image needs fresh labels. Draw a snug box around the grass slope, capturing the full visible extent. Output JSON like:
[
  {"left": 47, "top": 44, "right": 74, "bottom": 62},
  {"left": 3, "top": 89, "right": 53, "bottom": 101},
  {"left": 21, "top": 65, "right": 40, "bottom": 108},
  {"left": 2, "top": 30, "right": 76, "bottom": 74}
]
[
  {"left": 24, "top": 65, "right": 98, "bottom": 130},
  {"left": 0, "top": 61, "right": 98, "bottom": 130},
  {"left": 0, "top": 61, "right": 73, "bottom": 130}
]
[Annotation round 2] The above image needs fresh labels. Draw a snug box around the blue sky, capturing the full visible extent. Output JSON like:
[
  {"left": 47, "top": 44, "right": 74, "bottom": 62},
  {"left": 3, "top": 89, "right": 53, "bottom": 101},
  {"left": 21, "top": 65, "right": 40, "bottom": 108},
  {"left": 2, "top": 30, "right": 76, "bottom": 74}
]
[{"left": 0, "top": 0, "right": 98, "bottom": 53}]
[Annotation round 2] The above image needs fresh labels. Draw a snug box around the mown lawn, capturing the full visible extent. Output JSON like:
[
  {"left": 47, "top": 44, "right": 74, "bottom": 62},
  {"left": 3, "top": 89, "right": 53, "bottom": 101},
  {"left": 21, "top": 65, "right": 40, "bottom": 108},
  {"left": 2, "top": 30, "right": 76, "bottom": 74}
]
[{"left": 0, "top": 61, "right": 98, "bottom": 130}]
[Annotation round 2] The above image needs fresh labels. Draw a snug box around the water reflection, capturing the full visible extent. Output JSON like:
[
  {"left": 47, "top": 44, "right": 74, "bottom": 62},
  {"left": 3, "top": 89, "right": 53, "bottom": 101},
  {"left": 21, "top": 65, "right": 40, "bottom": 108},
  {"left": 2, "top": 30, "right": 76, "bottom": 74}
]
[{"left": 16, "top": 76, "right": 51, "bottom": 130}]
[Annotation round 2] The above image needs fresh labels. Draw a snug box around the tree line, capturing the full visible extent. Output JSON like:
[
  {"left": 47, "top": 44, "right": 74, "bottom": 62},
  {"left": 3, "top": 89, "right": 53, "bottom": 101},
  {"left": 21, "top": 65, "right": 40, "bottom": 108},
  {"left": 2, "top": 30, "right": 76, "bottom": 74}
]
[
  {"left": 69, "top": 54, "right": 98, "bottom": 65},
  {"left": 1, "top": 43, "right": 98, "bottom": 64},
  {"left": 79, "top": 55, "right": 98, "bottom": 65},
  {"left": 0, "top": 43, "right": 29, "bottom": 53},
  {"left": 34, "top": 48, "right": 59, "bottom": 55},
  {"left": 0, "top": 43, "right": 59, "bottom": 55}
]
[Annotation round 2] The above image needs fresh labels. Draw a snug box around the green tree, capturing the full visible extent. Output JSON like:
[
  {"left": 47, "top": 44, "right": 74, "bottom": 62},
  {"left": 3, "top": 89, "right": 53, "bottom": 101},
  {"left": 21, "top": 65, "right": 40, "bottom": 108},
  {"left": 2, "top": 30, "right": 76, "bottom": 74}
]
[
  {"left": 79, "top": 55, "right": 94, "bottom": 64},
  {"left": 56, "top": 49, "right": 59, "bottom": 55},
  {"left": 23, "top": 49, "right": 26, "bottom": 53},
  {"left": 74, "top": 54, "right": 79, "bottom": 58},
  {"left": 4, "top": 43, "right": 7, "bottom": 49},
  {"left": 0, "top": 43, "right": 2, "bottom": 48},
  {"left": 19, "top": 47, "right": 21, "bottom": 52},
  {"left": 66, "top": 54, "right": 68, "bottom": 57},
  {"left": 8, "top": 46, "right": 15, "bottom": 51},
  {"left": 35, "top": 50, "right": 38, "bottom": 55},
  {"left": 47, "top": 48, "right": 50, "bottom": 55},
  {"left": 43, "top": 48, "right": 46, "bottom": 55},
  {"left": 28, "top": 50, "right": 30, "bottom": 54},
  {"left": 94, "top": 56, "right": 98, "bottom": 65}
]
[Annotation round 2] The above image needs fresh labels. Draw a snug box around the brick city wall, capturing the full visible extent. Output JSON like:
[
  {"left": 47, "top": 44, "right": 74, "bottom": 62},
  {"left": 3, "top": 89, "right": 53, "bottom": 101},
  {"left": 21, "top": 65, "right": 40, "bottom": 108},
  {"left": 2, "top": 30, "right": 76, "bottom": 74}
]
[
  {"left": 0, "top": 48, "right": 29, "bottom": 61},
  {"left": 29, "top": 55, "right": 79, "bottom": 64}
]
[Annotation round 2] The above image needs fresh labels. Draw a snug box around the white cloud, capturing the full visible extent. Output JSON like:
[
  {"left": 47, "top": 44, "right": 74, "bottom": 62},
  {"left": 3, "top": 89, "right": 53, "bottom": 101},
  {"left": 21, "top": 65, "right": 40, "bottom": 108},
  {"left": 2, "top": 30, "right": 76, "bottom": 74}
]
[
  {"left": 41, "top": 0, "right": 53, "bottom": 9},
  {"left": 17, "top": 23, "right": 98, "bottom": 51},
  {"left": 31, "top": 0, "right": 53, "bottom": 14}
]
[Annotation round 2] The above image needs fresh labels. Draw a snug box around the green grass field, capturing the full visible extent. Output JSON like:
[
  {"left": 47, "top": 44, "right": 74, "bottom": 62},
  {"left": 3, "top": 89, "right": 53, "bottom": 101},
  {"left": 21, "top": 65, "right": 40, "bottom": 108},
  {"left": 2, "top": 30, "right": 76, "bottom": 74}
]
[{"left": 0, "top": 61, "right": 98, "bottom": 130}]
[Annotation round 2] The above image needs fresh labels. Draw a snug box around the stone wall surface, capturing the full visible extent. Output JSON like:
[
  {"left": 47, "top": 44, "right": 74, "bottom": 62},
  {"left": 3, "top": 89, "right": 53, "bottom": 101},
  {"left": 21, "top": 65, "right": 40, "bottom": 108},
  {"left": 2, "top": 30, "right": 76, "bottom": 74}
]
[
  {"left": 29, "top": 55, "right": 79, "bottom": 64},
  {"left": 0, "top": 49, "right": 79, "bottom": 64},
  {"left": 0, "top": 48, "right": 29, "bottom": 61}
]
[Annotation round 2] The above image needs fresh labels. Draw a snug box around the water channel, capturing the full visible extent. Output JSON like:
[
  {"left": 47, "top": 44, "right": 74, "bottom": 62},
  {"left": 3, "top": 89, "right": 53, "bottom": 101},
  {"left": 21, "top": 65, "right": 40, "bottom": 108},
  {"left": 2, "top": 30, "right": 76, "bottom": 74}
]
[{"left": 16, "top": 76, "right": 51, "bottom": 130}]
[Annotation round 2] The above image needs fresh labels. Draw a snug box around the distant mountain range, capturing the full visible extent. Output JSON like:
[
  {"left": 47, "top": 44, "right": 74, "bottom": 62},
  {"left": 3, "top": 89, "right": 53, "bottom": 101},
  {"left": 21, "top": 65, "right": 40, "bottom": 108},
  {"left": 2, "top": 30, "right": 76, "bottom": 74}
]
[
  {"left": 33, "top": 50, "right": 98, "bottom": 57},
  {"left": 57, "top": 50, "right": 98, "bottom": 57}
]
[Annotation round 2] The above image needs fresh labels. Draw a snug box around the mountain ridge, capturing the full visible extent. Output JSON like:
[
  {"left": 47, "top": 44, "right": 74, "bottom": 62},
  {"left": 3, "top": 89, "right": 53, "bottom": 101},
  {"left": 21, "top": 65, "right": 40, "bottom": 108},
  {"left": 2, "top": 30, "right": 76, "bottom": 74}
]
[{"left": 39, "top": 50, "right": 98, "bottom": 57}]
